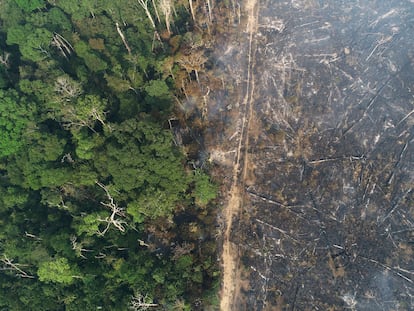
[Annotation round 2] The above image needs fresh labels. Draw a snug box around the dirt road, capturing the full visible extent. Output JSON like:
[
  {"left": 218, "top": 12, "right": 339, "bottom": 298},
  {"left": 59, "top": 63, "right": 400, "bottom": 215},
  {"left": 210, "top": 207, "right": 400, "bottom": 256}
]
[{"left": 219, "top": 0, "right": 259, "bottom": 309}]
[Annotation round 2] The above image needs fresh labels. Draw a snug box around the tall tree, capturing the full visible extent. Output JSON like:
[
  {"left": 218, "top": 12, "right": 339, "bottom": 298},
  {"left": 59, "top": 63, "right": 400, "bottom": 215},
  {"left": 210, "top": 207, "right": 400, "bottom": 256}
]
[
  {"left": 7, "top": 25, "right": 53, "bottom": 62},
  {"left": 0, "top": 89, "right": 35, "bottom": 158},
  {"left": 37, "top": 257, "right": 80, "bottom": 284}
]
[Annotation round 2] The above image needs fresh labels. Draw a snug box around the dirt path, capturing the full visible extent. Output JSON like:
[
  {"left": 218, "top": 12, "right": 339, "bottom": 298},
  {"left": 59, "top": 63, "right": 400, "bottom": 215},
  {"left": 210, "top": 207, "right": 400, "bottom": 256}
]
[{"left": 220, "top": 0, "right": 259, "bottom": 309}]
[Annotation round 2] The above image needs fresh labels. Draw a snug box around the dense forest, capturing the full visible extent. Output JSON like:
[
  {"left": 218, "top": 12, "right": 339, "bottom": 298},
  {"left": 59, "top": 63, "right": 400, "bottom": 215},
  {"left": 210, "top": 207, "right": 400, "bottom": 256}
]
[{"left": 0, "top": 0, "right": 221, "bottom": 309}]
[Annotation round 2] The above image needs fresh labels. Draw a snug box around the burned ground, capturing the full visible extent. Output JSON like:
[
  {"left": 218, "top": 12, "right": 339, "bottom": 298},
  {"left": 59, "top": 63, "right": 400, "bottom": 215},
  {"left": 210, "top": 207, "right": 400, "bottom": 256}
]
[{"left": 211, "top": 0, "right": 414, "bottom": 310}]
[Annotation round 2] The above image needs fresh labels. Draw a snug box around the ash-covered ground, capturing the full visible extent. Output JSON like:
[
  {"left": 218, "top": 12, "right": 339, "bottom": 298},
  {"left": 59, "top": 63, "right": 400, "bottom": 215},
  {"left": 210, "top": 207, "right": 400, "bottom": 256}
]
[{"left": 210, "top": 0, "right": 414, "bottom": 310}]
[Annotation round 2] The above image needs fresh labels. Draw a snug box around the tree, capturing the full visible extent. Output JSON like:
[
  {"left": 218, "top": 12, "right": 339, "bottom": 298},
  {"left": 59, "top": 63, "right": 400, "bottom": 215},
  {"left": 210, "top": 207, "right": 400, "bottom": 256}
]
[
  {"left": 177, "top": 50, "right": 207, "bottom": 84},
  {"left": 7, "top": 25, "right": 53, "bottom": 62},
  {"left": 192, "top": 169, "right": 217, "bottom": 208},
  {"left": 0, "top": 186, "right": 29, "bottom": 211},
  {"left": 57, "top": 95, "right": 108, "bottom": 131},
  {"left": 73, "top": 212, "right": 107, "bottom": 237},
  {"left": 26, "top": 7, "right": 72, "bottom": 32},
  {"left": 95, "top": 181, "right": 128, "bottom": 236},
  {"left": 71, "top": 129, "right": 104, "bottom": 160},
  {"left": 74, "top": 41, "right": 108, "bottom": 72},
  {"left": 14, "top": 0, "right": 45, "bottom": 12},
  {"left": 136, "top": 0, "right": 156, "bottom": 29},
  {"left": 159, "top": 0, "right": 173, "bottom": 35},
  {"left": 54, "top": 75, "right": 83, "bottom": 101},
  {"left": 129, "top": 292, "right": 157, "bottom": 310},
  {"left": 0, "top": 89, "right": 35, "bottom": 157},
  {"left": 93, "top": 119, "right": 190, "bottom": 221},
  {"left": 51, "top": 0, "right": 104, "bottom": 20},
  {"left": 144, "top": 79, "right": 172, "bottom": 111},
  {"left": 37, "top": 257, "right": 80, "bottom": 284}
]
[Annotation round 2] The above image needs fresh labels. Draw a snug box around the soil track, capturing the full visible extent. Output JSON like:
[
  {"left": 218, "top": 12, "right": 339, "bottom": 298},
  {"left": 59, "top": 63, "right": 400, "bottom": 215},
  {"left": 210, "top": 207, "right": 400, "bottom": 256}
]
[{"left": 219, "top": 0, "right": 260, "bottom": 309}]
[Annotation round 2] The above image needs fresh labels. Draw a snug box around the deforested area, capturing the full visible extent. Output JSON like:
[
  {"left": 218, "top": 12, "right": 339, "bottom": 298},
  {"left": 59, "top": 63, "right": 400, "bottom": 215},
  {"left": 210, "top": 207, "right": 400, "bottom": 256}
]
[{"left": 207, "top": 0, "right": 414, "bottom": 310}]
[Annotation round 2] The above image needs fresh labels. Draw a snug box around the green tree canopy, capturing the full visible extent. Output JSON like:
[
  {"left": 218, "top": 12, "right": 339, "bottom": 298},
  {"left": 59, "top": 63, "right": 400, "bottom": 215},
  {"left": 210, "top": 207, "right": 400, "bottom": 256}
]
[
  {"left": 0, "top": 0, "right": 219, "bottom": 308},
  {"left": 14, "top": 0, "right": 45, "bottom": 12},
  {"left": 7, "top": 25, "right": 53, "bottom": 62},
  {"left": 0, "top": 89, "right": 35, "bottom": 157},
  {"left": 37, "top": 257, "right": 80, "bottom": 284}
]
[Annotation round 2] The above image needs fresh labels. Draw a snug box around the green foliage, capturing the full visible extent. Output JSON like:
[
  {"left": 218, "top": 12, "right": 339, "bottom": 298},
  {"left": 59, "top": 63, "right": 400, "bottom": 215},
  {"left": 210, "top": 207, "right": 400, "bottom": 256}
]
[
  {"left": 0, "top": 187, "right": 29, "bottom": 210},
  {"left": 74, "top": 41, "right": 108, "bottom": 72},
  {"left": 72, "top": 129, "right": 102, "bottom": 160},
  {"left": 7, "top": 25, "right": 53, "bottom": 62},
  {"left": 73, "top": 212, "right": 106, "bottom": 236},
  {"left": 27, "top": 132, "right": 67, "bottom": 162},
  {"left": 0, "top": 1, "right": 26, "bottom": 29},
  {"left": 19, "top": 79, "right": 55, "bottom": 103},
  {"left": 14, "top": 0, "right": 45, "bottom": 12},
  {"left": 145, "top": 79, "right": 171, "bottom": 98},
  {"left": 192, "top": 169, "right": 217, "bottom": 207},
  {"left": 0, "top": 1, "right": 218, "bottom": 309},
  {"left": 0, "top": 89, "right": 35, "bottom": 157},
  {"left": 38, "top": 257, "right": 80, "bottom": 284},
  {"left": 53, "top": 0, "right": 104, "bottom": 20},
  {"left": 26, "top": 8, "right": 72, "bottom": 31},
  {"left": 40, "top": 167, "right": 73, "bottom": 188},
  {"left": 144, "top": 79, "right": 173, "bottom": 111},
  {"left": 104, "top": 73, "right": 131, "bottom": 93},
  {"left": 93, "top": 119, "right": 189, "bottom": 220}
]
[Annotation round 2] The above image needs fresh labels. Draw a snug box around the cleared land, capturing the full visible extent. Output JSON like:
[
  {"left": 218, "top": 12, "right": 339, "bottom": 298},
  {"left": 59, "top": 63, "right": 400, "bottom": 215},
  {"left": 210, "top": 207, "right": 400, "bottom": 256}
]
[{"left": 213, "top": 0, "right": 414, "bottom": 310}]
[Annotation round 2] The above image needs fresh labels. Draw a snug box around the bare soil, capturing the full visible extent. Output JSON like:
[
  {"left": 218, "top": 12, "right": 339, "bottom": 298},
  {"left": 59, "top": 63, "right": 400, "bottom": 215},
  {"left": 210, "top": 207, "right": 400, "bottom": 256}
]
[{"left": 219, "top": 0, "right": 260, "bottom": 308}]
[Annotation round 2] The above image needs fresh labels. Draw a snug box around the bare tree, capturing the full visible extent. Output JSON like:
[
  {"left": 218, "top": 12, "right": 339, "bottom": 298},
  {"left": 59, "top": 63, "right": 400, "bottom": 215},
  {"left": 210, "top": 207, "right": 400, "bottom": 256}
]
[
  {"left": 0, "top": 52, "right": 10, "bottom": 68},
  {"left": 70, "top": 236, "right": 93, "bottom": 259},
  {"left": 206, "top": 0, "right": 213, "bottom": 22},
  {"left": 59, "top": 96, "right": 109, "bottom": 132},
  {"left": 172, "top": 242, "right": 194, "bottom": 260},
  {"left": 1, "top": 255, "right": 34, "bottom": 279},
  {"left": 51, "top": 33, "right": 73, "bottom": 59},
  {"left": 136, "top": 0, "right": 156, "bottom": 29},
  {"left": 188, "top": 0, "right": 195, "bottom": 22},
  {"left": 159, "top": 0, "right": 173, "bottom": 35},
  {"left": 177, "top": 50, "right": 208, "bottom": 84},
  {"left": 115, "top": 22, "right": 132, "bottom": 55},
  {"left": 61, "top": 153, "right": 75, "bottom": 164},
  {"left": 54, "top": 75, "right": 83, "bottom": 101},
  {"left": 96, "top": 182, "right": 127, "bottom": 236},
  {"left": 152, "top": 0, "right": 161, "bottom": 24},
  {"left": 129, "top": 292, "right": 158, "bottom": 310}
]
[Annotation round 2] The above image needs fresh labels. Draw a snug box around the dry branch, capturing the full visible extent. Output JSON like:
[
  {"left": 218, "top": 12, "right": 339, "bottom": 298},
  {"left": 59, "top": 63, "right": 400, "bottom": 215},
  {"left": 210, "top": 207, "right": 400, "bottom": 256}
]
[
  {"left": 188, "top": 0, "right": 195, "bottom": 22},
  {"left": 397, "top": 109, "right": 414, "bottom": 125},
  {"left": 363, "top": 257, "right": 413, "bottom": 284},
  {"left": 51, "top": 33, "right": 73, "bottom": 59},
  {"left": 129, "top": 293, "right": 157, "bottom": 310},
  {"left": 159, "top": 0, "right": 173, "bottom": 35},
  {"left": 0, "top": 52, "right": 10, "bottom": 68},
  {"left": 255, "top": 218, "right": 300, "bottom": 243},
  {"left": 152, "top": 0, "right": 161, "bottom": 23},
  {"left": 96, "top": 182, "right": 127, "bottom": 236},
  {"left": 70, "top": 236, "right": 93, "bottom": 259},
  {"left": 115, "top": 22, "right": 132, "bottom": 55},
  {"left": 54, "top": 76, "right": 83, "bottom": 100},
  {"left": 136, "top": 0, "right": 156, "bottom": 29},
  {"left": 24, "top": 231, "right": 42, "bottom": 241},
  {"left": 1, "top": 255, "right": 34, "bottom": 279}
]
